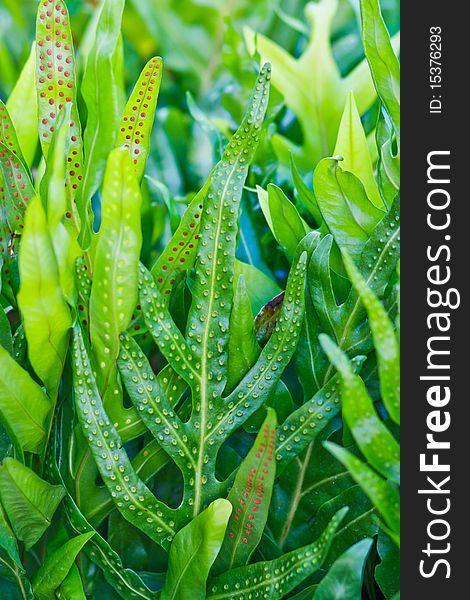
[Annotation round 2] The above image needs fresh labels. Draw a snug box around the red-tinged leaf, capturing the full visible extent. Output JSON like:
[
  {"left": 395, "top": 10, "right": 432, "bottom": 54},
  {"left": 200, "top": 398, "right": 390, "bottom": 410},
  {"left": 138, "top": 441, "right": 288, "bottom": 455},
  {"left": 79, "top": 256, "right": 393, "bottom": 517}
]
[
  {"left": 150, "top": 175, "right": 210, "bottom": 301},
  {"left": 254, "top": 290, "right": 285, "bottom": 346},
  {"left": 0, "top": 101, "right": 30, "bottom": 265},
  {"left": 0, "top": 101, "right": 26, "bottom": 165},
  {"left": 213, "top": 409, "right": 277, "bottom": 574},
  {"left": 116, "top": 56, "right": 163, "bottom": 180},
  {"left": 0, "top": 142, "right": 35, "bottom": 236},
  {"left": 36, "top": 0, "right": 84, "bottom": 199}
]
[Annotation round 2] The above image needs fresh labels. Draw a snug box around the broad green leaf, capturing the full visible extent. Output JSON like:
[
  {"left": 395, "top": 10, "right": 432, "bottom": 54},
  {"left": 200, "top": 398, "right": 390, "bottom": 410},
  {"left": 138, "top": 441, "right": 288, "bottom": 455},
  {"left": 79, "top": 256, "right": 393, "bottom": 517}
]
[
  {"left": 46, "top": 439, "right": 157, "bottom": 600},
  {"left": 160, "top": 499, "right": 232, "bottom": 600},
  {"left": 89, "top": 148, "right": 142, "bottom": 406},
  {"left": 41, "top": 106, "right": 81, "bottom": 304},
  {"left": 314, "top": 158, "right": 384, "bottom": 260},
  {"left": 324, "top": 442, "right": 399, "bottom": 535},
  {"left": 6, "top": 43, "right": 38, "bottom": 167},
  {"left": 72, "top": 324, "right": 178, "bottom": 550},
  {"left": 214, "top": 410, "right": 276, "bottom": 573},
  {"left": 80, "top": 0, "right": 125, "bottom": 225},
  {"left": 116, "top": 56, "right": 163, "bottom": 180},
  {"left": 334, "top": 92, "right": 382, "bottom": 208},
  {"left": 41, "top": 105, "right": 71, "bottom": 227},
  {"left": 56, "top": 565, "right": 86, "bottom": 600},
  {"left": 315, "top": 538, "right": 372, "bottom": 599},
  {"left": 0, "top": 343, "right": 51, "bottom": 452},
  {"left": 257, "top": 184, "right": 310, "bottom": 260},
  {"left": 18, "top": 197, "right": 72, "bottom": 398},
  {"left": 342, "top": 251, "right": 400, "bottom": 423},
  {"left": 360, "top": 0, "right": 400, "bottom": 136},
  {"left": 0, "top": 458, "right": 65, "bottom": 549},
  {"left": 207, "top": 507, "right": 347, "bottom": 600},
  {"left": 320, "top": 335, "right": 399, "bottom": 483},
  {"left": 290, "top": 156, "right": 323, "bottom": 226},
  {"left": 32, "top": 532, "right": 94, "bottom": 600}
]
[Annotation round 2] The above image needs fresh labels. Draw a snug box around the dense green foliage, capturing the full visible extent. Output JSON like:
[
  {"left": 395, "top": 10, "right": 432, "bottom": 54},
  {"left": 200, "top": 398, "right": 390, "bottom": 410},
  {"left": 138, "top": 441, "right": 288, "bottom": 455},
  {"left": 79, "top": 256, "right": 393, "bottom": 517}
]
[{"left": 0, "top": 0, "right": 400, "bottom": 598}]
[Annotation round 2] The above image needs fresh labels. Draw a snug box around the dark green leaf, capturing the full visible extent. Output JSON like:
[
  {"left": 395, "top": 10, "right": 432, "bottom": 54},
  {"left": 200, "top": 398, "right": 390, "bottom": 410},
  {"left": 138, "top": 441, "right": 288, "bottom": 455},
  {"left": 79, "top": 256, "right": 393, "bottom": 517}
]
[
  {"left": 0, "top": 457, "right": 65, "bottom": 549},
  {"left": 161, "top": 499, "right": 232, "bottom": 600},
  {"left": 32, "top": 532, "right": 94, "bottom": 600}
]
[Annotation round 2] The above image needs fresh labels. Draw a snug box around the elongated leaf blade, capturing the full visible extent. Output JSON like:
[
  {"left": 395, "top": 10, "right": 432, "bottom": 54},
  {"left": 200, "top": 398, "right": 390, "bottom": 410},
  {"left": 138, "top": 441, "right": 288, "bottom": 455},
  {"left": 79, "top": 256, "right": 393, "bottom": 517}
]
[
  {"left": 6, "top": 43, "right": 38, "bottom": 167},
  {"left": 0, "top": 142, "right": 35, "bottom": 235},
  {"left": 207, "top": 507, "right": 347, "bottom": 600},
  {"left": 46, "top": 439, "right": 157, "bottom": 600},
  {"left": 80, "top": 0, "right": 125, "bottom": 220},
  {"left": 324, "top": 442, "right": 399, "bottom": 535},
  {"left": 219, "top": 251, "right": 307, "bottom": 440},
  {"left": 116, "top": 57, "right": 163, "bottom": 180},
  {"left": 276, "top": 357, "right": 365, "bottom": 470},
  {"left": 0, "top": 344, "right": 51, "bottom": 452},
  {"left": 334, "top": 91, "right": 382, "bottom": 208},
  {"left": 35, "top": 0, "right": 85, "bottom": 224},
  {"left": 320, "top": 335, "right": 400, "bottom": 483},
  {"left": 0, "top": 458, "right": 65, "bottom": 550},
  {"left": 89, "top": 148, "right": 142, "bottom": 406},
  {"left": 360, "top": 0, "right": 400, "bottom": 136},
  {"left": 72, "top": 325, "right": 178, "bottom": 550},
  {"left": 214, "top": 410, "right": 276, "bottom": 573},
  {"left": 342, "top": 251, "right": 400, "bottom": 423},
  {"left": 314, "top": 538, "right": 373, "bottom": 600},
  {"left": 187, "top": 62, "right": 271, "bottom": 399},
  {"left": 18, "top": 197, "right": 72, "bottom": 397},
  {"left": 150, "top": 176, "right": 210, "bottom": 301},
  {"left": 161, "top": 499, "right": 232, "bottom": 600},
  {"left": 56, "top": 565, "right": 86, "bottom": 600},
  {"left": 32, "top": 532, "right": 94, "bottom": 600},
  {"left": 314, "top": 158, "right": 384, "bottom": 259},
  {"left": 0, "top": 100, "right": 26, "bottom": 165}
]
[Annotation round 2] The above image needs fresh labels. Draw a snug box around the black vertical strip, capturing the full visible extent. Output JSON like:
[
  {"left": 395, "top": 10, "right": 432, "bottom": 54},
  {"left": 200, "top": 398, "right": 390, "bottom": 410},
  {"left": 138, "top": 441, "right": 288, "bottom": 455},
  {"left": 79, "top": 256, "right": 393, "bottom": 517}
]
[{"left": 401, "top": 2, "right": 467, "bottom": 597}]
